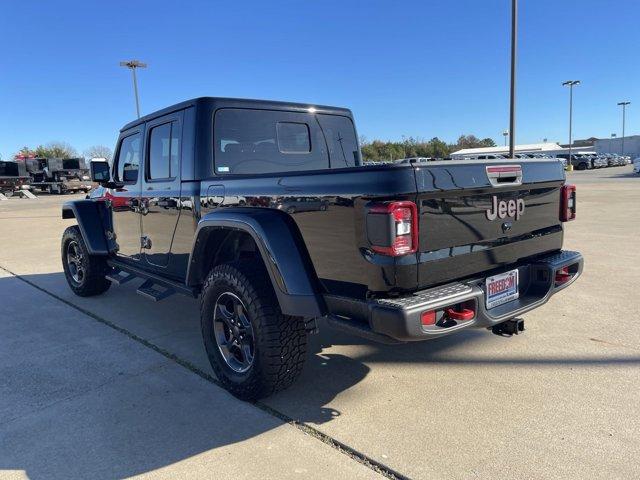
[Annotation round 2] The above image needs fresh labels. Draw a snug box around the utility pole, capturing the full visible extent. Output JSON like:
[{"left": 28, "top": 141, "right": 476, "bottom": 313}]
[
  {"left": 617, "top": 101, "right": 631, "bottom": 156},
  {"left": 562, "top": 80, "right": 581, "bottom": 164},
  {"left": 508, "top": 0, "right": 517, "bottom": 158},
  {"left": 119, "top": 60, "right": 148, "bottom": 119}
]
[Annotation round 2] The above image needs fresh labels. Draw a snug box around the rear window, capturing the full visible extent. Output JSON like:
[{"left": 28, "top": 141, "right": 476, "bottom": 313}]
[{"left": 214, "top": 108, "right": 360, "bottom": 175}]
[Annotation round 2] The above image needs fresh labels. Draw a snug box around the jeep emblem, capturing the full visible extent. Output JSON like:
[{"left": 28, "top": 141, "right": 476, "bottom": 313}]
[{"left": 486, "top": 196, "right": 525, "bottom": 221}]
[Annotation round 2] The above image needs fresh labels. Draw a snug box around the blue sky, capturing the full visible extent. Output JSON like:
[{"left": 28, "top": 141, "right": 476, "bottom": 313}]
[{"left": 1, "top": 0, "right": 638, "bottom": 158}]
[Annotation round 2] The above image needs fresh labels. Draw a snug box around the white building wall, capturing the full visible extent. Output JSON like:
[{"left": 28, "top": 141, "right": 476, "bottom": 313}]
[{"left": 594, "top": 135, "right": 640, "bottom": 158}]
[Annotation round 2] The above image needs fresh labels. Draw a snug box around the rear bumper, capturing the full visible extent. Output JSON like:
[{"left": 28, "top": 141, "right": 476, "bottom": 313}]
[{"left": 365, "top": 250, "right": 583, "bottom": 342}]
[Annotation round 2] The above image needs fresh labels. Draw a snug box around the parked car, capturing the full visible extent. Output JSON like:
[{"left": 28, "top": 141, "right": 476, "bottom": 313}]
[
  {"left": 592, "top": 155, "right": 608, "bottom": 168},
  {"left": 61, "top": 96, "right": 583, "bottom": 400},
  {"left": 557, "top": 153, "right": 595, "bottom": 170},
  {"left": 633, "top": 158, "right": 640, "bottom": 174}
]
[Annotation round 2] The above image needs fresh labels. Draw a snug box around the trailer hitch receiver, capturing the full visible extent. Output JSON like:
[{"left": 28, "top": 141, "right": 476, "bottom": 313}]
[{"left": 491, "top": 318, "right": 525, "bottom": 336}]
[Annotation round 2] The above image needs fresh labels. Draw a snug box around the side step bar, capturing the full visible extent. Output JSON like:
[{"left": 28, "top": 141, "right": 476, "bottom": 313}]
[{"left": 106, "top": 259, "right": 198, "bottom": 301}]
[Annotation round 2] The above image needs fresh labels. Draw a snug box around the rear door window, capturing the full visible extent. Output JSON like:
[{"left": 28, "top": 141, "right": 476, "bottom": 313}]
[{"left": 214, "top": 109, "right": 328, "bottom": 175}]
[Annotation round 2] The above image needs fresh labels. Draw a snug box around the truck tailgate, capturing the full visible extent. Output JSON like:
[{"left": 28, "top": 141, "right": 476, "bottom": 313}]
[{"left": 412, "top": 159, "right": 566, "bottom": 288}]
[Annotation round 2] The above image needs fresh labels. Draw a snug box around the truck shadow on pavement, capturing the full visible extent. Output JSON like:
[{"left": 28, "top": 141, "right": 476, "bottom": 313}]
[
  {"left": 0, "top": 272, "right": 371, "bottom": 479},
  {"left": 2, "top": 272, "right": 639, "bottom": 479}
]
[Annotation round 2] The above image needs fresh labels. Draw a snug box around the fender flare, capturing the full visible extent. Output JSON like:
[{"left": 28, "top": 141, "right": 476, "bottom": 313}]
[
  {"left": 62, "top": 200, "right": 112, "bottom": 255},
  {"left": 187, "top": 208, "right": 325, "bottom": 318}
]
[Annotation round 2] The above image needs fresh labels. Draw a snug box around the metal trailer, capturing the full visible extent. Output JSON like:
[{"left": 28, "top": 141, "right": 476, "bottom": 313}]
[
  {"left": 25, "top": 158, "right": 93, "bottom": 194},
  {"left": 0, "top": 161, "right": 35, "bottom": 199}
]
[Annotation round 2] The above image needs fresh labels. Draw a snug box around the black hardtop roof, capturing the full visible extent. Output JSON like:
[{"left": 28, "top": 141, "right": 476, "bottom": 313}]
[{"left": 120, "top": 96, "right": 353, "bottom": 132}]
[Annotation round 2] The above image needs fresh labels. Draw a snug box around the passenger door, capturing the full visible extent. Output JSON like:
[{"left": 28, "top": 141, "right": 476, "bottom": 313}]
[
  {"left": 111, "top": 129, "right": 143, "bottom": 260},
  {"left": 141, "top": 112, "right": 183, "bottom": 269}
]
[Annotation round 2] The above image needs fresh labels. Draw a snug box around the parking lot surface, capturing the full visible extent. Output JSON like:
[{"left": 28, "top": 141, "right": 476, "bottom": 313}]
[{"left": 1, "top": 166, "right": 639, "bottom": 479}]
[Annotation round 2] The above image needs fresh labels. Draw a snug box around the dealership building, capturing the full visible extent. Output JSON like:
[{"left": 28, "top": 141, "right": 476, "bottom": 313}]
[
  {"left": 451, "top": 135, "right": 639, "bottom": 159},
  {"left": 450, "top": 142, "right": 593, "bottom": 159}
]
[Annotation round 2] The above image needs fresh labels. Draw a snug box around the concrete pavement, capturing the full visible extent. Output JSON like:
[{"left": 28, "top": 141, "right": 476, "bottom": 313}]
[{"left": 0, "top": 166, "right": 639, "bottom": 479}]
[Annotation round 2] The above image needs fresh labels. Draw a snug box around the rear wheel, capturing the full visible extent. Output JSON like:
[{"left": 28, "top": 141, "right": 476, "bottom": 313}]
[
  {"left": 200, "top": 261, "right": 307, "bottom": 400},
  {"left": 61, "top": 226, "right": 111, "bottom": 296},
  {"left": 577, "top": 162, "right": 588, "bottom": 171}
]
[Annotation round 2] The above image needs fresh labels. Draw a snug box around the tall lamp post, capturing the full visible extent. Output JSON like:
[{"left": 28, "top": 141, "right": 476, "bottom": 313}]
[
  {"left": 617, "top": 101, "right": 631, "bottom": 156},
  {"left": 562, "top": 80, "right": 581, "bottom": 164},
  {"left": 508, "top": 0, "right": 517, "bottom": 158},
  {"left": 119, "top": 60, "right": 147, "bottom": 119}
]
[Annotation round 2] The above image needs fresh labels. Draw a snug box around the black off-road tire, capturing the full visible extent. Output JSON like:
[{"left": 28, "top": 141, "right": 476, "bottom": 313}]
[
  {"left": 200, "top": 260, "right": 307, "bottom": 401},
  {"left": 61, "top": 226, "right": 111, "bottom": 297}
]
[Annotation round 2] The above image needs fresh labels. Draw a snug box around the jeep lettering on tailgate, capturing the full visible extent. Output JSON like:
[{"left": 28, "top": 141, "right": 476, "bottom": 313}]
[{"left": 485, "top": 196, "right": 525, "bottom": 221}]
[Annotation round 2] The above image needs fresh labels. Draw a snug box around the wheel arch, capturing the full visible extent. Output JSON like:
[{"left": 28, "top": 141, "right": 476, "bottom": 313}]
[
  {"left": 61, "top": 200, "right": 112, "bottom": 255},
  {"left": 187, "top": 208, "right": 325, "bottom": 318}
]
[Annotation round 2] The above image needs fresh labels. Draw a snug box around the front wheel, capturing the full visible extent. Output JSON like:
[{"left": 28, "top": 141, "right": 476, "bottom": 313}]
[
  {"left": 61, "top": 226, "right": 111, "bottom": 296},
  {"left": 200, "top": 261, "right": 307, "bottom": 400}
]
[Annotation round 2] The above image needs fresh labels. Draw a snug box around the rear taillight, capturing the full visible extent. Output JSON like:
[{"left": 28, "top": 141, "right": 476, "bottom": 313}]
[
  {"left": 367, "top": 201, "right": 418, "bottom": 256},
  {"left": 560, "top": 184, "right": 576, "bottom": 222}
]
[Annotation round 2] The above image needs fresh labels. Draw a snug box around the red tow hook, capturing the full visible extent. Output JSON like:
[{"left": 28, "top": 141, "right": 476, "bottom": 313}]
[
  {"left": 445, "top": 307, "right": 475, "bottom": 321},
  {"left": 555, "top": 266, "right": 573, "bottom": 286}
]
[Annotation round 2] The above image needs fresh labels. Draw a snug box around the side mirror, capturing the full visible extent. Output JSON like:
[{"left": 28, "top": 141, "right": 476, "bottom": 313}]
[{"left": 90, "top": 158, "right": 111, "bottom": 184}]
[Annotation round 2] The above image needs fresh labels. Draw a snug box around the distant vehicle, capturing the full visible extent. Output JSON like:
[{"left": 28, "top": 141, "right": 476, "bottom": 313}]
[
  {"left": 590, "top": 155, "right": 607, "bottom": 169},
  {"left": 462, "top": 154, "right": 506, "bottom": 161},
  {"left": 633, "top": 158, "right": 640, "bottom": 174},
  {"left": 557, "top": 153, "right": 597, "bottom": 170},
  {"left": 26, "top": 157, "right": 93, "bottom": 194},
  {"left": 0, "top": 160, "right": 30, "bottom": 197}
]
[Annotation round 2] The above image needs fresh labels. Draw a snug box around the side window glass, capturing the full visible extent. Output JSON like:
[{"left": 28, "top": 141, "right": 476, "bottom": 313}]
[
  {"left": 148, "top": 123, "right": 171, "bottom": 179},
  {"left": 148, "top": 121, "right": 180, "bottom": 180},
  {"left": 170, "top": 122, "right": 180, "bottom": 177},
  {"left": 316, "top": 115, "right": 360, "bottom": 167},
  {"left": 115, "top": 133, "right": 141, "bottom": 183}
]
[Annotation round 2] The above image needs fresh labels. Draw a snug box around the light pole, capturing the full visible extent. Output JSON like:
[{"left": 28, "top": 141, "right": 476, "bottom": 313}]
[
  {"left": 508, "top": 0, "right": 517, "bottom": 158},
  {"left": 562, "top": 80, "right": 581, "bottom": 164},
  {"left": 617, "top": 101, "right": 630, "bottom": 156},
  {"left": 503, "top": 130, "right": 509, "bottom": 146},
  {"left": 119, "top": 60, "right": 147, "bottom": 119}
]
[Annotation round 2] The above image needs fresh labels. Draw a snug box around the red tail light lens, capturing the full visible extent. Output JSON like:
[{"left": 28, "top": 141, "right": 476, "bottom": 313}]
[
  {"left": 368, "top": 201, "right": 418, "bottom": 256},
  {"left": 560, "top": 184, "right": 576, "bottom": 222}
]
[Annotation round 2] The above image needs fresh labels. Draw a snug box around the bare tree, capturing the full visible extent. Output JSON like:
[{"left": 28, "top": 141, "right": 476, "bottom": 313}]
[{"left": 84, "top": 145, "right": 113, "bottom": 161}]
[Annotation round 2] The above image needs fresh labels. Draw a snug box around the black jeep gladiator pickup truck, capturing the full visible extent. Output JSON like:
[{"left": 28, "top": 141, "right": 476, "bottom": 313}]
[{"left": 61, "top": 97, "right": 583, "bottom": 400}]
